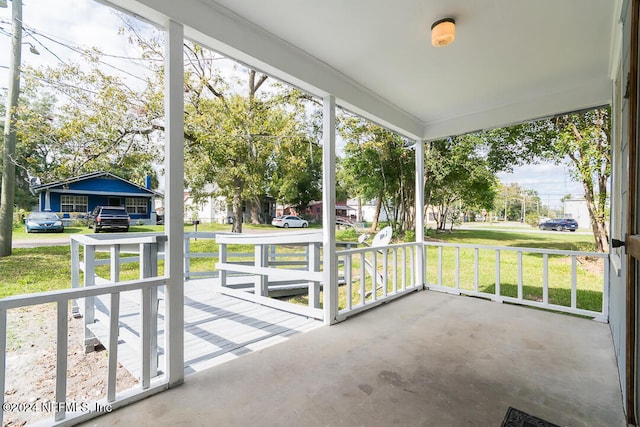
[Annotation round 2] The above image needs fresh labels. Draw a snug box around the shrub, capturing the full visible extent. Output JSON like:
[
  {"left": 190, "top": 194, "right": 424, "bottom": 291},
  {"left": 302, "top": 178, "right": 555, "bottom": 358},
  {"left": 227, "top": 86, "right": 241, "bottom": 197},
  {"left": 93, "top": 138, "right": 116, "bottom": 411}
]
[{"left": 525, "top": 213, "right": 540, "bottom": 228}]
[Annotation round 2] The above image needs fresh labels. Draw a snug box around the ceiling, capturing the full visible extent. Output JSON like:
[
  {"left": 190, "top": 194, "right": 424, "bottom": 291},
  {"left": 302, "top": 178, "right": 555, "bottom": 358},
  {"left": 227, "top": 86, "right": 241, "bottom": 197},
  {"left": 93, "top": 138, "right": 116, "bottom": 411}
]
[{"left": 105, "top": 0, "right": 620, "bottom": 141}]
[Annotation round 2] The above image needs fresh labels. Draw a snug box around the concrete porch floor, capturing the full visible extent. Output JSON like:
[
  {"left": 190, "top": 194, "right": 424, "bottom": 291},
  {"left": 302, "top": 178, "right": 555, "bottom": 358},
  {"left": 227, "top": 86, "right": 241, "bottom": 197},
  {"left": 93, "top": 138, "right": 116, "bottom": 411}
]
[{"left": 84, "top": 290, "right": 625, "bottom": 426}]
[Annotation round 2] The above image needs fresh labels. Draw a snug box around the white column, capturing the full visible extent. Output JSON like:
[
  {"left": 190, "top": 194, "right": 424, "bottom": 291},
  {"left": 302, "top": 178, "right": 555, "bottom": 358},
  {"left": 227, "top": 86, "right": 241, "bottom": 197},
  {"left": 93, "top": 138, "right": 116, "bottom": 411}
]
[
  {"left": 415, "top": 139, "right": 425, "bottom": 288},
  {"left": 164, "top": 20, "right": 185, "bottom": 387},
  {"left": 44, "top": 190, "right": 51, "bottom": 211},
  {"left": 322, "top": 95, "right": 338, "bottom": 324}
]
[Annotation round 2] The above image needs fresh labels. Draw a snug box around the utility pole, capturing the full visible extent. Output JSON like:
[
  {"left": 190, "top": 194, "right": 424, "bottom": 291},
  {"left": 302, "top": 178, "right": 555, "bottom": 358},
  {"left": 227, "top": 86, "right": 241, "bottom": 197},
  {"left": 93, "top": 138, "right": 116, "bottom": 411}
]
[{"left": 0, "top": 0, "right": 22, "bottom": 257}]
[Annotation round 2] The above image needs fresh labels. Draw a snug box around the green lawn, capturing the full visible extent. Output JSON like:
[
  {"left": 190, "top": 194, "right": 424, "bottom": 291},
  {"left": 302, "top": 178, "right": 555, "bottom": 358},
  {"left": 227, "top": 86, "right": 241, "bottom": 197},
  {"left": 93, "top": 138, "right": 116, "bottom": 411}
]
[{"left": 0, "top": 246, "right": 73, "bottom": 298}]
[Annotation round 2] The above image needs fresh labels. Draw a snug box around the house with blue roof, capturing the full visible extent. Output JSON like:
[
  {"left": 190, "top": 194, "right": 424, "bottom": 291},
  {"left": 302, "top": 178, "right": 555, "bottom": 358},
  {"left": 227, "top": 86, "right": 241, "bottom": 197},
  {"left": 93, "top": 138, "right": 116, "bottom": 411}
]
[{"left": 30, "top": 171, "right": 162, "bottom": 224}]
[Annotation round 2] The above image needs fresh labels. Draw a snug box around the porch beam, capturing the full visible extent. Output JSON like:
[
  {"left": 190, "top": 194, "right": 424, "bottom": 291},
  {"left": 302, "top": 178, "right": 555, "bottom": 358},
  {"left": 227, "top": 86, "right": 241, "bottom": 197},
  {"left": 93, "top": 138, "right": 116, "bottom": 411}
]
[
  {"left": 164, "top": 19, "right": 185, "bottom": 387},
  {"left": 414, "top": 139, "right": 425, "bottom": 288},
  {"left": 322, "top": 95, "right": 338, "bottom": 324}
]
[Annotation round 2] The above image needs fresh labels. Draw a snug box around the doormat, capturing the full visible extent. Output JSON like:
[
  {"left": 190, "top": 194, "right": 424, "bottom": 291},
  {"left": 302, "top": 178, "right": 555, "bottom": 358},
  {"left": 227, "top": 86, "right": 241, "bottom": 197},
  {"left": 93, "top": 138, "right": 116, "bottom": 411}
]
[{"left": 500, "top": 407, "right": 560, "bottom": 427}]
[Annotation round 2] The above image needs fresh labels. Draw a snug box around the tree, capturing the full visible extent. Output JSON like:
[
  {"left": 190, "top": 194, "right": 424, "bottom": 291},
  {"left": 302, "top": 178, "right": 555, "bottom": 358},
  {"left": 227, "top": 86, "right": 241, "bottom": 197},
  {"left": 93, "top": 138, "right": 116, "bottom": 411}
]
[
  {"left": 270, "top": 136, "right": 322, "bottom": 214},
  {"left": 339, "top": 115, "right": 415, "bottom": 233},
  {"left": 426, "top": 136, "right": 497, "bottom": 231},
  {"left": 178, "top": 46, "right": 318, "bottom": 232},
  {"left": 482, "top": 107, "right": 610, "bottom": 251},
  {"left": 13, "top": 62, "right": 162, "bottom": 186},
  {"left": 113, "top": 22, "right": 325, "bottom": 232}
]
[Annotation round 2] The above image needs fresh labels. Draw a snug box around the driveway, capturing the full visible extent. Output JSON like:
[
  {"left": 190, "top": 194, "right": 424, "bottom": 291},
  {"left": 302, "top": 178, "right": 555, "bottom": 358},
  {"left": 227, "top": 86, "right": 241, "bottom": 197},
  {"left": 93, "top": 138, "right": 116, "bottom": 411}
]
[{"left": 12, "top": 235, "right": 70, "bottom": 248}]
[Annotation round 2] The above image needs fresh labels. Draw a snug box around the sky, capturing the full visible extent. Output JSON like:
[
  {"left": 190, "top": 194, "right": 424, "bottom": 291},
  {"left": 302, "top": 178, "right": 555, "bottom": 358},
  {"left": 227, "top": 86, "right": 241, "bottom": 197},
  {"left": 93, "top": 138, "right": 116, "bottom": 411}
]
[
  {"left": 497, "top": 163, "right": 584, "bottom": 209},
  {"left": 0, "top": 0, "right": 587, "bottom": 209}
]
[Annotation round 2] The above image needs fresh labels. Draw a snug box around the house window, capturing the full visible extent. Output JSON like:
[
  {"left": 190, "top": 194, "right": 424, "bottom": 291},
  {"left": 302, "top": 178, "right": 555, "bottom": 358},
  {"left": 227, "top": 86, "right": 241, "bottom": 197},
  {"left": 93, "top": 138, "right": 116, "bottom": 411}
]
[
  {"left": 60, "top": 195, "right": 88, "bottom": 212},
  {"left": 126, "top": 197, "right": 148, "bottom": 214}
]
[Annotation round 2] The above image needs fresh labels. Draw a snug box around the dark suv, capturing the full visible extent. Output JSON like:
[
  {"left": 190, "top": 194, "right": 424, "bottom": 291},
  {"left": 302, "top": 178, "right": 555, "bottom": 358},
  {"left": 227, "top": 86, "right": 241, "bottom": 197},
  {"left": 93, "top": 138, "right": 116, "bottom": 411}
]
[
  {"left": 538, "top": 218, "right": 578, "bottom": 232},
  {"left": 87, "top": 206, "right": 130, "bottom": 233}
]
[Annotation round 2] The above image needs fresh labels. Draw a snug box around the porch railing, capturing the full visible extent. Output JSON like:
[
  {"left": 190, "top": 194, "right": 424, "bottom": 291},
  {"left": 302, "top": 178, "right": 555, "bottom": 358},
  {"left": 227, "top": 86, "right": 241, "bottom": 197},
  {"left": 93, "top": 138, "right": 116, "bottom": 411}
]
[
  {"left": 0, "top": 233, "right": 169, "bottom": 426},
  {"left": 336, "top": 241, "right": 608, "bottom": 322},
  {"left": 0, "top": 276, "right": 168, "bottom": 427},
  {"left": 336, "top": 242, "right": 423, "bottom": 321},
  {"left": 422, "top": 241, "right": 609, "bottom": 322},
  {"left": 73, "top": 231, "right": 308, "bottom": 282},
  {"left": 215, "top": 231, "right": 326, "bottom": 320}
]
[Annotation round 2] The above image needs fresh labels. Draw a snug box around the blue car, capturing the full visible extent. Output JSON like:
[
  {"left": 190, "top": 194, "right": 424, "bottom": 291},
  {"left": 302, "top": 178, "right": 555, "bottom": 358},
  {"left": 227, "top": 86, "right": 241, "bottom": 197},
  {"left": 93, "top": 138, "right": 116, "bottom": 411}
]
[{"left": 25, "top": 212, "right": 65, "bottom": 233}]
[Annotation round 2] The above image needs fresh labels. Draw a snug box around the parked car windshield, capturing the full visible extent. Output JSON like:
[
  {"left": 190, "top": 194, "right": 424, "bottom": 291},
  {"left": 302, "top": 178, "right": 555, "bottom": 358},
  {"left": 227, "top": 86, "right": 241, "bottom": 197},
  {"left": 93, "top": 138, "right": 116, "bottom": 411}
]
[
  {"left": 101, "top": 208, "right": 128, "bottom": 215},
  {"left": 28, "top": 212, "right": 60, "bottom": 220}
]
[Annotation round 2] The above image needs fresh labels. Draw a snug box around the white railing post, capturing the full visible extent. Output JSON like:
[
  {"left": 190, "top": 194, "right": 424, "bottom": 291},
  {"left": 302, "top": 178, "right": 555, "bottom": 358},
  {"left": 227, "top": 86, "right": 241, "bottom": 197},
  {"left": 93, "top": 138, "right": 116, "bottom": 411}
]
[
  {"left": 107, "top": 292, "right": 120, "bottom": 403},
  {"left": 438, "top": 246, "right": 443, "bottom": 286},
  {"left": 84, "top": 244, "right": 97, "bottom": 353},
  {"left": 517, "top": 251, "right": 523, "bottom": 300},
  {"left": 474, "top": 248, "right": 479, "bottom": 293},
  {"left": 110, "top": 244, "right": 121, "bottom": 282},
  {"left": 359, "top": 252, "right": 366, "bottom": 305},
  {"left": 184, "top": 235, "right": 191, "bottom": 280},
  {"left": 0, "top": 307, "right": 6, "bottom": 427},
  {"left": 391, "top": 248, "right": 397, "bottom": 293},
  {"left": 219, "top": 242, "right": 227, "bottom": 288},
  {"left": 70, "top": 238, "right": 80, "bottom": 317},
  {"left": 454, "top": 246, "right": 460, "bottom": 291},
  {"left": 140, "top": 242, "right": 159, "bottom": 378},
  {"left": 269, "top": 244, "right": 276, "bottom": 266},
  {"left": 141, "top": 285, "right": 152, "bottom": 389},
  {"left": 371, "top": 251, "right": 378, "bottom": 301},
  {"left": 571, "top": 255, "right": 577, "bottom": 309},
  {"left": 308, "top": 242, "right": 321, "bottom": 308},
  {"left": 322, "top": 95, "right": 337, "bottom": 324},
  {"left": 54, "top": 300, "right": 68, "bottom": 422},
  {"left": 495, "top": 249, "right": 501, "bottom": 298},
  {"left": 255, "top": 244, "right": 268, "bottom": 297},
  {"left": 402, "top": 247, "right": 407, "bottom": 289},
  {"left": 603, "top": 258, "right": 610, "bottom": 319},
  {"left": 345, "top": 252, "right": 353, "bottom": 310},
  {"left": 382, "top": 248, "right": 389, "bottom": 297},
  {"left": 543, "top": 253, "right": 549, "bottom": 304}
]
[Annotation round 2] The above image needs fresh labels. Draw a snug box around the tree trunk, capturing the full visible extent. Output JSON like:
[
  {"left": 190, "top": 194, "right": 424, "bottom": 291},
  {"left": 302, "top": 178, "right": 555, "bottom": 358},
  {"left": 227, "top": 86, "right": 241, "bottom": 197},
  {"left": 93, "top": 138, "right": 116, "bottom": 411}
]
[
  {"left": 437, "top": 206, "right": 448, "bottom": 231},
  {"left": 250, "top": 200, "right": 261, "bottom": 224},
  {"left": 582, "top": 181, "right": 609, "bottom": 252},
  {"left": 372, "top": 192, "right": 383, "bottom": 231},
  {"left": 231, "top": 179, "right": 243, "bottom": 233}
]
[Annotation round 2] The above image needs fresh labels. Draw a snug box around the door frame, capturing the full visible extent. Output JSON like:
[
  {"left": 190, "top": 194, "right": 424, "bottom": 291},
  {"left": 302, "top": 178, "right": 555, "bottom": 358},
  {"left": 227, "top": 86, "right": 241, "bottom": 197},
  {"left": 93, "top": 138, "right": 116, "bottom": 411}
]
[{"left": 627, "top": 0, "right": 640, "bottom": 424}]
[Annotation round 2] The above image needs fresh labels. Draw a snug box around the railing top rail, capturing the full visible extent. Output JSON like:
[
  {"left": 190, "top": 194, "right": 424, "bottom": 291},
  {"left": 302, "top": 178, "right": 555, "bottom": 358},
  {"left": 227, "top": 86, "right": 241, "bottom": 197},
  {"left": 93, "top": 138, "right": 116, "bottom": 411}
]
[
  {"left": 70, "top": 232, "right": 167, "bottom": 246},
  {"left": 335, "top": 239, "right": 606, "bottom": 258},
  {"left": 422, "top": 240, "right": 607, "bottom": 258},
  {"left": 336, "top": 241, "right": 419, "bottom": 255},
  {"left": 215, "top": 230, "right": 323, "bottom": 244},
  {"left": 0, "top": 277, "right": 166, "bottom": 310},
  {"left": 184, "top": 231, "right": 217, "bottom": 239}
]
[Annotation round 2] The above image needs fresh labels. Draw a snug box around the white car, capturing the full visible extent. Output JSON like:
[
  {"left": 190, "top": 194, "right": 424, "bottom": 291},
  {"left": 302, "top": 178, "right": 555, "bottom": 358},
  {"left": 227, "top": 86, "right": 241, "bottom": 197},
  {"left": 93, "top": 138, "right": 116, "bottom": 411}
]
[{"left": 271, "top": 215, "right": 308, "bottom": 228}]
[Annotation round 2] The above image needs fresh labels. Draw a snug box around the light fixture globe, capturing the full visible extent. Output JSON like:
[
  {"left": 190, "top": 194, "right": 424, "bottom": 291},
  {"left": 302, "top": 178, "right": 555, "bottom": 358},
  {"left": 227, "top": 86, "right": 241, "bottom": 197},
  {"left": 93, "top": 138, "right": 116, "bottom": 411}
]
[{"left": 431, "top": 18, "right": 455, "bottom": 47}]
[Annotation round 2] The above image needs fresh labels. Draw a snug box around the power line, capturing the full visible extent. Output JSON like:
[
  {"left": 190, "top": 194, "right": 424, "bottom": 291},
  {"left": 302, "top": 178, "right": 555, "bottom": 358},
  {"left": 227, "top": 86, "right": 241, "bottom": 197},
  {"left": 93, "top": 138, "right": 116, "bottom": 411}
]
[{"left": 0, "top": 18, "right": 152, "bottom": 83}]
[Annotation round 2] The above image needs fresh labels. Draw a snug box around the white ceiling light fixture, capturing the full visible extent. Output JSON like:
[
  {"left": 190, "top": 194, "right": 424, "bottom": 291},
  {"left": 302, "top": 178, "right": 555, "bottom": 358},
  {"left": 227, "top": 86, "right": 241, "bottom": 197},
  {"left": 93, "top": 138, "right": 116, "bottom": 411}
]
[{"left": 431, "top": 18, "right": 455, "bottom": 47}]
